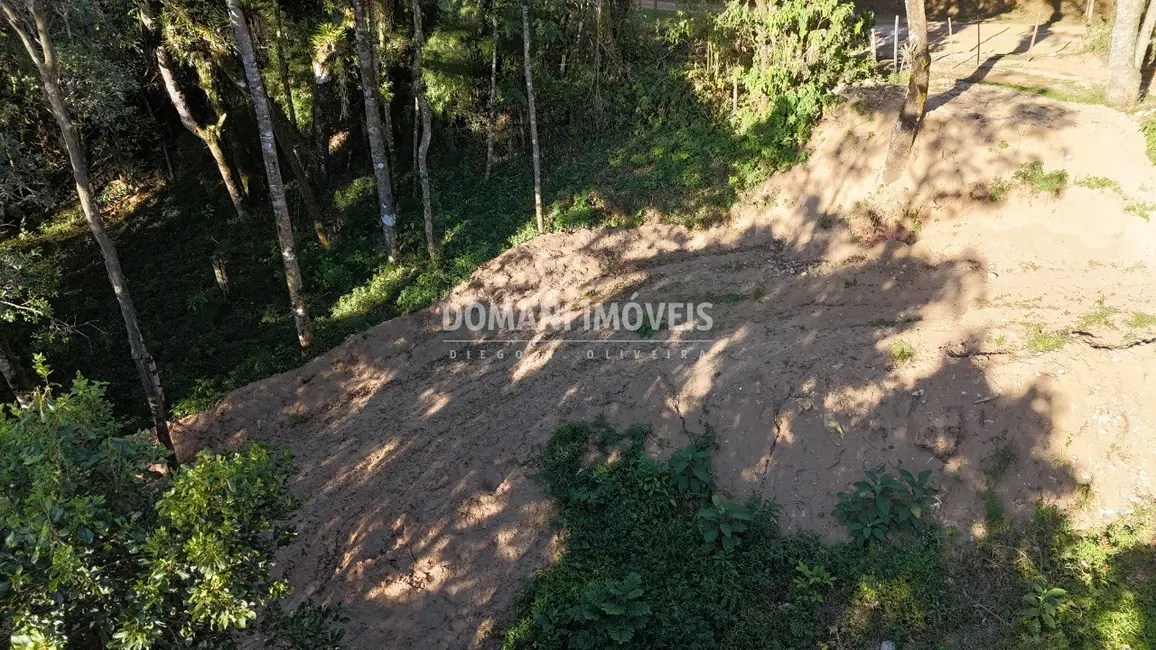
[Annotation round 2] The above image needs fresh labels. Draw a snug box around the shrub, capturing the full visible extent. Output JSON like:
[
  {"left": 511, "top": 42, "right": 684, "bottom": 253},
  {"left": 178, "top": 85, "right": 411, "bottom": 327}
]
[
  {"left": 832, "top": 469, "right": 935, "bottom": 546},
  {"left": 0, "top": 373, "right": 341, "bottom": 648}
]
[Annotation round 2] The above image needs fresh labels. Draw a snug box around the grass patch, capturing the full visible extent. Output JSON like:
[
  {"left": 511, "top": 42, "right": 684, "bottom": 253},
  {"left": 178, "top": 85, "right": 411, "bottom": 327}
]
[
  {"left": 888, "top": 339, "right": 916, "bottom": 367},
  {"left": 1025, "top": 324, "right": 1068, "bottom": 353},
  {"left": 1074, "top": 175, "right": 1122, "bottom": 193},
  {"left": 502, "top": 420, "right": 1156, "bottom": 650},
  {"left": 1127, "top": 312, "right": 1156, "bottom": 329},
  {"left": 1124, "top": 199, "right": 1155, "bottom": 222},
  {"left": 1013, "top": 161, "right": 1068, "bottom": 197},
  {"left": 978, "top": 80, "right": 1107, "bottom": 106},
  {"left": 988, "top": 177, "right": 1012, "bottom": 201},
  {"left": 1075, "top": 296, "right": 1121, "bottom": 331},
  {"left": 983, "top": 444, "right": 1019, "bottom": 485}
]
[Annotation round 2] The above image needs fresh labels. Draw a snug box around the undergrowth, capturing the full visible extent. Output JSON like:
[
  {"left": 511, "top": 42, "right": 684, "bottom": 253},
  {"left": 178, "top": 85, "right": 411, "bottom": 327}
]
[{"left": 501, "top": 420, "right": 1156, "bottom": 649}]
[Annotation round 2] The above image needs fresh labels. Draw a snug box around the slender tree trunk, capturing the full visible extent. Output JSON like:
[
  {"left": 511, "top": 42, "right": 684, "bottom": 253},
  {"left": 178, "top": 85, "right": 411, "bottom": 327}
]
[
  {"left": 227, "top": 0, "right": 316, "bottom": 349},
  {"left": 522, "top": 4, "right": 544, "bottom": 234},
  {"left": 270, "top": 102, "right": 330, "bottom": 248},
  {"left": 484, "top": 0, "right": 499, "bottom": 180},
  {"left": 195, "top": 62, "right": 252, "bottom": 199},
  {"left": 1107, "top": 0, "right": 1145, "bottom": 107},
  {"left": 1134, "top": 0, "right": 1156, "bottom": 69},
  {"left": 594, "top": 0, "right": 602, "bottom": 111},
  {"left": 366, "top": 0, "right": 397, "bottom": 173},
  {"left": 353, "top": 0, "right": 400, "bottom": 261},
  {"left": 311, "top": 38, "right": 336, "bottom": 184},
  {"left": 881, "top": 0, "right": 930, "bottom": 184},
  {"left": 1, "top": 0, "right": 175, "bottom": 462},
  {"left": 0, "top": 340, "right": 31, "bottom": 408},
  {"left": 155, "top": 46, "right": 248, "bottom": 219},
  {"left": 275, "top": 5, "right": 298, "bottom": 126},
  {"left": 411, "top": 0, "right": 440, "bottom": 260}
]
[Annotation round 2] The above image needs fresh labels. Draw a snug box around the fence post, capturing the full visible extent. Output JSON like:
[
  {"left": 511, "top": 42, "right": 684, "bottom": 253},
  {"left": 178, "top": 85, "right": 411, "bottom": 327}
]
[
  {"left": 948, "top": 15, "right": 953, "bottom": 36},
  {"left": 893, "top": 15, "right": 900, "bottom": 70},
  {"left": 1030, "top": 23, "right": 1039, "bottom": 51},
  {"left": 871, "top": 27, "right": 878, "bottom": 61},
  {"left": 976, "top": 19, "right": 981, "bottom": 69}
]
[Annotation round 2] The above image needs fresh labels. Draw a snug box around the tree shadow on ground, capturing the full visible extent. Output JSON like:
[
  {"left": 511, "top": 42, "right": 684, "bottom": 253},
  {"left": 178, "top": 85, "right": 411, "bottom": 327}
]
[{"left": 161, "top": 79, "right": 1156, "bottom": 649}]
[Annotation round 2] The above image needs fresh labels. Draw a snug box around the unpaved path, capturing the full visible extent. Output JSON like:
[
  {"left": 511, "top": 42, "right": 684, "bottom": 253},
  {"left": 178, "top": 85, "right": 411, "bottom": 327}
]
[{"left": 175, "top": 83, "right": 1156, "bottom": 649}]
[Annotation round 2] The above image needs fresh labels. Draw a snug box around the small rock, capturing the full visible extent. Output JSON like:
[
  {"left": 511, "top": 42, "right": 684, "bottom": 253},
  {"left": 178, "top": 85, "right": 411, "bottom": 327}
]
[
  {"left": 988, "top": 271, "right": 999, "bottom": 279},
  {"left": 881, "top": 642, "right": 897, "bottom": 650}
]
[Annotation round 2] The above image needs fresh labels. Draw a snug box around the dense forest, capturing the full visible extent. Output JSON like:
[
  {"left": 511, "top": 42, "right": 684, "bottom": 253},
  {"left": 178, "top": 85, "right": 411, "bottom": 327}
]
[{"left": 0, "top": 0, "right": 875, "bottom": 427}]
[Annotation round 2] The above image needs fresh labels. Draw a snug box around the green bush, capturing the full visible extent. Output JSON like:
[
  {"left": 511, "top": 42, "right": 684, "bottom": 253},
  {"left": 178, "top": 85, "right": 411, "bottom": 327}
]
[
  {"left": 503, "top": 420, "right": 1156, "bottom": 649},
  {"left": 0, "top": 374, "right": 342, "bottom": 648},
  {"left": 832, "top": 469, "right": 935, "bottom": 546}
]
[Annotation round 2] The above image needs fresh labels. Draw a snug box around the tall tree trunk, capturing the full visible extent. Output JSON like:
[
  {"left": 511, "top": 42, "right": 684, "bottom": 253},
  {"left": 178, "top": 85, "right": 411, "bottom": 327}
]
[
  {"left": 227, "top": 0, "right": 316, "bottom": 349},
  {"left": 593, "top": 0, "right": 602, "bottom": 111},
  {"left": 484, "top": 0, "right": 499, "bottom": 180},
  {"left": 353, "top": 0, "right": 400, "bottom": 260},
  {"left": 411, "top": 0, "right": 440, "bottom": 260},
  {"left": 195, "top": 62, "right": 252, "bottom": 199},
  {"left": 1, "top": 0, "right": 175, "bottom": 462},
  {"left": 311, "top": 35, "right": 337, "bottom": 184},
  {"left": 275, "top": 5, "right": 298, "bottom": 127},
  {"left": 1134, "top": 0, "right": 1156, "bottom": 69},
  {"left": 0, "top": 339, "right": 31, "bottom": 408},
  {"left": 155, "top": 45, "right": 248, "bottom": 219},
  {"left": 269, "top": 102, "right": 330, "bottom": 249},
  {"left": 1107, "top": 0, "right": 1145, "bottom": 107},
  {"left": 366, "top": 0, "right": 397, "bottom": 173},
  {"left": 881, "top": 0, "right": 930, "bottom": 184},
  {"left": 522, "top": 4, "right": 544, "bottom": 234}
]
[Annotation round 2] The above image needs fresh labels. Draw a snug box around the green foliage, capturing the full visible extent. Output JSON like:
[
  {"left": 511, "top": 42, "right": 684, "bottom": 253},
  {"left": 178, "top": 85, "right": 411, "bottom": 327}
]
[
  {"left": 888, "top": 339, "right": 915, "bottom": 367},
  {"left": 1013, "top": 161, "right": 1068, "bottom": 196},
  {"left": 504, "top": 420, "right": 1156, "bottom": 650},
  {"left": 988, "top": 177, "right": 1012, "bottom": 201},
  {"left": 790, "top": 562, "right": 835, "bottom": 606},
  {"left": 1019, "top": 580, "right": 1068, "bottom": 632},
  {"left": 697, "top": 493, "right": 751, "bottom": 552},
  {"left": 0, "top": 374, "right": 342, "bottom": 648},
  {"left": 1025, "top": 323, "right": 1068, "bottom": 353},
  {"left": 668, "top": 446, "right": 713, "bottom": 497},
  {"left": 1074, "top": 175, "right": 1121, "bottom": 192},
  {"left": 1141, "top": 117, "right": 1156, "bottom": 166},
  {"left": 535, "top": 573, "right": 653, "bottom": 649},
  {"left": 832, "top": 469, "right": 935, "bottom": 546}
]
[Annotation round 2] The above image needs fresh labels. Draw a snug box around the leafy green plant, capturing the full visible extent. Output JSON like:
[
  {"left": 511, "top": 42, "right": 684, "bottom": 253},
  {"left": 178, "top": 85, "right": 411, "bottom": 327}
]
[
  {"left": 0, "top": 373, "right": 342, "bottom": 649},
  {"left": 536, "top": 573, "right": 652, "bottom": 648},
  {"left": 668, "top": 446, "right": 713, "bottom": 496},
  {"left": 1019, "top": 579, "right": 1067, "bottom": 632},
  {"left": 832, "top": 469, "right": 935, "bottom": 545},
  {"left": 790, "top": 562, "right": 836, "bottom": 606},
  {"left": 697, "top": 493, "right": 751, "bottom": 552}
]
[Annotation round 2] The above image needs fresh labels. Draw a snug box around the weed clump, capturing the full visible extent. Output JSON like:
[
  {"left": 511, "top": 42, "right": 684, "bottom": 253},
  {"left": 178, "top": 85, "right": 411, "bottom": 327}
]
[
  {"left": 1014, "top": 161, "right": 1068, "bottom": 196},
  {"left": 888, "top": 339, "right": 916, "bottom": 367},
  {"left": 1025, "top": 324, "right": 1068, "bottom": 353}
]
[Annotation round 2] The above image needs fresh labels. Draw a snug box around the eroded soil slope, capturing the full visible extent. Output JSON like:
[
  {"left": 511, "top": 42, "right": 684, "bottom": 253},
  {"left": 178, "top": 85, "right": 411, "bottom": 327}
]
[{"left": 176, "top": 83, "right": 1156, "bottom": 649}]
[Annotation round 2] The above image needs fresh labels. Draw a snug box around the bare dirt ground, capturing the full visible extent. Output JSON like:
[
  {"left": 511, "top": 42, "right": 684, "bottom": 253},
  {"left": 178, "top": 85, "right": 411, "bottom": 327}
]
[{"left": 175, "top": 82, "right": 1156, "bottom": 648}]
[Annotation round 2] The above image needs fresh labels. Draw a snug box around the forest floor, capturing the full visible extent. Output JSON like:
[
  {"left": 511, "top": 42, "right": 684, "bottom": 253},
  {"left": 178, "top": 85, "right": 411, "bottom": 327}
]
[{"left": 175, "top": 80, "right": 1156, "bottom": 648}]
